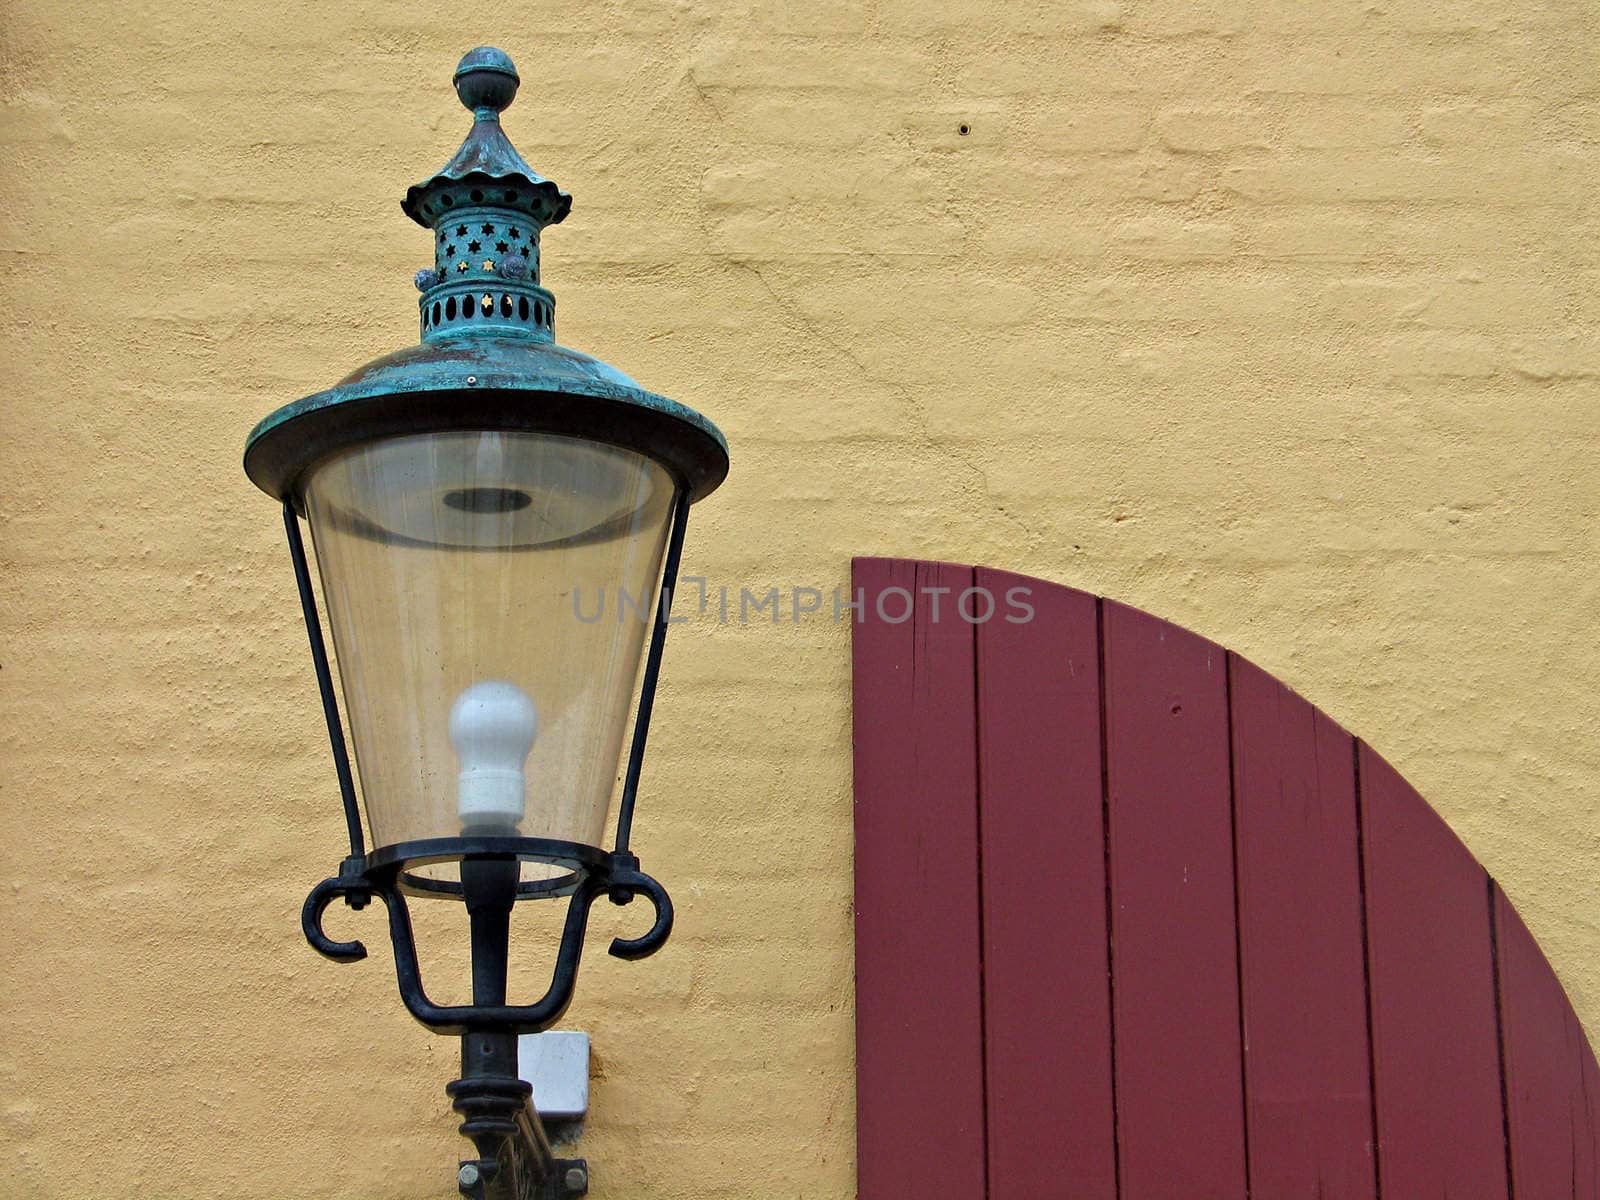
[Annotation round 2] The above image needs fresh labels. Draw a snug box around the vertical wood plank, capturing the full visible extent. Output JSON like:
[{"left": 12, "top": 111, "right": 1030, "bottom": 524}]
[
  {"left": 975, "top": 569, "right": 1116, "bottom": 1200},
  {"left": 1229, "top": 655, "right": 1376, "bottom": 1199},
  {"left": 1586, "top": 1044, "right": 1600, "bottom": 1192},
  {"left": 1103, "top": 600, "right": 1247, "bottom": 1199},
  {"left": 851, "top": 557, "right": 986, "bottom": 1200},
  {"left": 1360, "top": 743, "right": 1508, "bottom": 1198},
  {"left": 1495, "top": 883, "right": 1600, "bottom": 1199}
]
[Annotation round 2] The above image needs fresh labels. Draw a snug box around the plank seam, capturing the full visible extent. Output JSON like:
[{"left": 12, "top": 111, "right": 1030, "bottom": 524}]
[
  {"left": 1353, "top": 741, "right": 1385, "bottom": 1200},
  {"left": 1095, "top": 597, "right": 1124, "bottom": 1200},
  {"left": 1490, "top": 877, "right": 1519, "bottom": 1200},
  {"left": 1224, "top": 653, "right": 1255, "bottom": 1200},
  {"left": 971, "top": 573, "right": 992, "bottom": 1200}
]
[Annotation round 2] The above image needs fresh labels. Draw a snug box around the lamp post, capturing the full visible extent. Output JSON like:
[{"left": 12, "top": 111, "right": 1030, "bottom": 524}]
[{"left": 241, "top": 47, "right": 727, "bottom": 1200}]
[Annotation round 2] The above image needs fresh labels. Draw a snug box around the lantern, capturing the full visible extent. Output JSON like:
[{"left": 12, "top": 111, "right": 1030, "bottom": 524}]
[{"left": 241, "top": 47, "right": 727, "bottom": 1200}]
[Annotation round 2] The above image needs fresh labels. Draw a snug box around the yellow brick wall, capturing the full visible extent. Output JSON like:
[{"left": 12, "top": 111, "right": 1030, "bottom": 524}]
[{"left": 3, "top": 2, "right": 1597, "bottom": 1196}]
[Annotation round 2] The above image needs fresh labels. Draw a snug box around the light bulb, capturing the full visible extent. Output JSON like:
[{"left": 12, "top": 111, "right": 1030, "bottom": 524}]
[{"left": 449, "top": 680, "right": 538, "bottom": 830}]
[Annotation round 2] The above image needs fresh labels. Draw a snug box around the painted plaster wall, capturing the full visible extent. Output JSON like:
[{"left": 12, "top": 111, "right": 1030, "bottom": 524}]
[{"left": 2, "top": 1, "right": 1597, "bottom": 1196}]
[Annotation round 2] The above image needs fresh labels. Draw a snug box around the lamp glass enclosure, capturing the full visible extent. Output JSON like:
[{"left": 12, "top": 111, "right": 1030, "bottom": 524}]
[{"left": 302, "top": 429, "right": 674, "bottom": 876}]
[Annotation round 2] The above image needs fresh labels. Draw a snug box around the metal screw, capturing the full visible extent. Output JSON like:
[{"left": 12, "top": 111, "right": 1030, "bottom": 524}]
[
  {"left": 457, "top": 1163, "right": 481, "bottom": 1190},
  {"left": 564, "top": 1164, "right": 588, "bottom": 1193},
  {"left": 466, "top": 375, "right": 478, "bottom": 386}
]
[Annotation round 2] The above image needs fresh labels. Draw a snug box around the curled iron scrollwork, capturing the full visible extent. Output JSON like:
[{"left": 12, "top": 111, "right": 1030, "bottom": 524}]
[{"left": 299, "top": 846, "right": 673, "bottom": 1036}]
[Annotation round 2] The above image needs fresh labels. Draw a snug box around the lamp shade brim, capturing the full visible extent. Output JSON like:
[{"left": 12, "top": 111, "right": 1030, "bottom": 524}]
[{"left": 243, "top": 336, "right": 728, "bottom": 508}]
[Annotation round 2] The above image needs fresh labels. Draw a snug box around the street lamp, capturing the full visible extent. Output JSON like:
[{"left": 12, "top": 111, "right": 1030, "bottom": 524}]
[{"left": 241, "top": 47, "right": 727, "bottom": 1200}]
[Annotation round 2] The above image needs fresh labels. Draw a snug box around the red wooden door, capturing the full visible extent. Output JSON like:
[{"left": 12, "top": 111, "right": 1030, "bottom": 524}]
[{"left": 851, "top": 557, "right": 1600, "bottom": 1200}]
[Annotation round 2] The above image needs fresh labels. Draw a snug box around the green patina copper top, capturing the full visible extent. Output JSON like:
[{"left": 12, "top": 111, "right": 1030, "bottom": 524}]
[
  {"left": 244, "top": 337, "right": 727, "bottom": 456},
  {"left": 243, "top": 47, "right": 726, "bottom": 501},
  {"left": 400, "top": 47, "right": 571, "bottom": 230}
]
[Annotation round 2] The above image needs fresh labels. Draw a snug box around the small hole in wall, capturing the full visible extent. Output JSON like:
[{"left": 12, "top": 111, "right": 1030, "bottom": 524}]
[
  {"left": 462, "top": 297, "right": 474, "bottom": 318},
  {"left": 481, "top": 293, "right": 493, "bottom": 313},
  {"left": 500, "top": 294, "right": 513, "bottom": 317},
  {"left": 441, "top": 193, "right": 454, "bottom": 206},
  {"left": 470, "top": 189, "right": 484, "bottom": 204},
  {"left": 504, "top": 190, "right": 519, "bottom": 204},
  {"left": 1170, "top": 704, "right": 1183, "bottom": 717},
  {"left": 432, "top": 302, "right": 441, "bottom": 325},
  {"left": 958, "top": 123, "right": 972, "bottom": 136},
  {"left": 519, "top": 297, "right": 530, "bottom": 321},
  {"left": 445, "top": 297, "right": 457, "bottom": 319}
]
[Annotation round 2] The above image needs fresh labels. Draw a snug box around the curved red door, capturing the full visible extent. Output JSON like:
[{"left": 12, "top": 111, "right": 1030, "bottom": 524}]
[{"left": 851, "top": 557, "right": 1598, "bottom": 1200}]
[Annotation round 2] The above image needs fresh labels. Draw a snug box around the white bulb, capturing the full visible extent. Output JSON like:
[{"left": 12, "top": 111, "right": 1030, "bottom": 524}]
[{"left": 449, "top": 681, "right": 538, "bottom": 830}]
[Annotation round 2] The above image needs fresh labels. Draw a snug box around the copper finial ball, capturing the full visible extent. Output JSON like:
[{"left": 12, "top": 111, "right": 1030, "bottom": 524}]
[{"left": 453, "top": 46, "right": 520, "bottom": 114}]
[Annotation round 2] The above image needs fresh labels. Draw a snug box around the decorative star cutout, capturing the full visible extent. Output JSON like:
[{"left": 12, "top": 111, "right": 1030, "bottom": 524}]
[
  {"left": 446, "top": 245, "right": 456, "bottom": 257},
  {"left": 481, "top": 223, "right": 495, "bottom": 235},
  {"left": 468, "top": 240, "right": 481, "bottom": 253},
  {"left": 496, "top": 241, "right": 509, "bottom": 254},
  {"left": 457, "top": 261, "right": 469, "bottom": 273},
  {"left": 456, "top": 225, "right": 468, "bottom": 237},
  {"left": 438, "top": 231, "right": 447, "bottom": 244},
  {"left": 482, "top": 259, "right": 496, "bottom": 271},
  {"left": 508, "top": 227, "right": 521, "bottom": 240},
  {"left": 481, "top": 294, "right": 493, "bottom": 312}
]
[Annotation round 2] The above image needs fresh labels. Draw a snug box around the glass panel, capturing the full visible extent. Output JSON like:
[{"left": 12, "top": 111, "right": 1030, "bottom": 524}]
[{"left": 303, "top": 431, "right": 674, "bottom": 878}]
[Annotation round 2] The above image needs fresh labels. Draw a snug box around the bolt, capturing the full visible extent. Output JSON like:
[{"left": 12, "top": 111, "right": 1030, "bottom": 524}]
[
  {"left": 564, "top": 1164, "right": 588, "bottom": 1193},
  {"left": 465, "top": 375, "right": 478, "bottom": 386},
  {"left": 457, "top": 1162, "right": 481, "bottom": 1191}
]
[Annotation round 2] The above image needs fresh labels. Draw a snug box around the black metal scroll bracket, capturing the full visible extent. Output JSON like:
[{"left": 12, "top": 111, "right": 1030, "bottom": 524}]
[
  {"left": 301, "top": 857, "right": 374, "bottom": 962},
  {"left": 299, "top": 852, "right": 675, "bottom": 1036}
]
